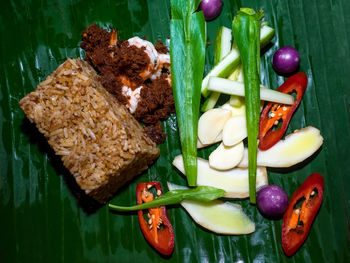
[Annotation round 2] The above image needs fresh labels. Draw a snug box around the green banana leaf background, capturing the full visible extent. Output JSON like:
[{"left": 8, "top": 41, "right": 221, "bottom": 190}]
[{"left": 1, "top": 0, "right": 349, "bottom": 262}]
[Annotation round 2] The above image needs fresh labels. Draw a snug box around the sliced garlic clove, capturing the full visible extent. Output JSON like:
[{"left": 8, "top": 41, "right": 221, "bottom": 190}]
[
  {"left": 222, "top": 115, "right": 247, "bottom": 146},
  {"left": 197, "top": 132, "right": 223, "bottom": 149},
  {"left": 198, "top": 108, "right": 231, "bottom": 145},
  {"left": 209, "top": 142, "right": 244, "bottom": 170}
]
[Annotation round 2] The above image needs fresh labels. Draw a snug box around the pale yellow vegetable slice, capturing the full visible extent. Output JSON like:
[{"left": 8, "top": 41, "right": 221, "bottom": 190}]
[
  {"left": 167, "top": 182, "right": 255, "bottom": 235},
  {"left": 173, "top": 155, "right": 268, "bottom": 198},
  {"left": 222, "top": 115, "right": 247, "bottom": 146},
  {"left": 198, "top": 108, "right": 231, "bottom": 145},
  {"left": 209, "top": 142, "right": 244, "bottom": 170},
  {"left": 238, "top": 126, "right": 324, "bottom": 168}
]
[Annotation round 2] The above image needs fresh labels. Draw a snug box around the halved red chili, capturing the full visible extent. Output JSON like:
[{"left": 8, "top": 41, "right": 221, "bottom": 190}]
[
  {"left": 282, "top": 173, "right": 324, "bottom": 256},
  {"left": 136, "top": 182, "right": 174, "bottom": 255},
  {"left": 258, "top": 72, "right": 308, "bottom": 150}
]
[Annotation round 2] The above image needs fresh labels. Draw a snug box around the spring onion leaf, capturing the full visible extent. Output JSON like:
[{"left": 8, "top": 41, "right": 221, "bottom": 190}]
[
  {"left": 232, "top": 8, "right": 264, "bottom": 204},
  {"left": 170, "top": 0, "right": 206, "bottom": 186},
  {"left": 108, "top": 186, "right": 226, "bottom": 211}
]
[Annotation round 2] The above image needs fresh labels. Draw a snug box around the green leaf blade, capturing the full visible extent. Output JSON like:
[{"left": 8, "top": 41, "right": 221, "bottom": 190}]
[
  {"left": 108, "top": 186, "right": 226, "bottom": 211},
  {"left": 170, "top": 4, "right": 206, "bottom": 186}
]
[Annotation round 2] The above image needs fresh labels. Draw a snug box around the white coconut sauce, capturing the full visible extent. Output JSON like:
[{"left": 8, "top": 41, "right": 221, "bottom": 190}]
[{"left": 123, "top": 37, "right": 171, "bottom": 113}]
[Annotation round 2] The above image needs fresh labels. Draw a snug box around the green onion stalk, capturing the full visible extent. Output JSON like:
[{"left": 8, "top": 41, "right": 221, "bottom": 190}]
[{"left": 232, "top": 8, "right": 264, "bottom": 204}]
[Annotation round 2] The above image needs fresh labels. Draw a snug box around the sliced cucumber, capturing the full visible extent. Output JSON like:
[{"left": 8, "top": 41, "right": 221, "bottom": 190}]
[
  {"left": 228, "top": 64, "right": 243, "bottom": 107},
  {"left": 167, "top": 182, "right": 256, "bottom": 235},
  {"left": 208, "top": 77, "right": 295, "bottom": 105},
  {"left": 201, "top": 91, "right": 221, "bottom": 112},
  {"left": 227, "top": 63, "right": 242, "bottom": 81},
  {"left": 214, "top": 26, "right": 232, "bottom": 65},
  {"left": 202, "top": 26, "right": 232, "bottom": 112},
  {"left": 201, "top": 48, "right": 240, "bottom": 97},
  {"left": 201, "top": 25, "right": 275, "bottom": 97}
]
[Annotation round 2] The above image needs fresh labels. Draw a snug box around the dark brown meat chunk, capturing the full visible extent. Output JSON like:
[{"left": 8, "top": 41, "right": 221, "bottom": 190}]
[
  {"left": 155, "top": 40, "right": 169, "bottom": 54},
  {"left": 144, "top": 122, "right": 167, "bottom": 145},
  {"left": 80, "top": 25, "right": 174, "bottom": 144},
  {"left": 81, "top": 24, "right": 150, "bottom": 87}
]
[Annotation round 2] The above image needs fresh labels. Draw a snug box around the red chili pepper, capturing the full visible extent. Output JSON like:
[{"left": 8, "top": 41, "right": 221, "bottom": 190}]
[
  {"left": 136, "top": 181, "right": 174, "bottom": 255},
  {"left": 258, "top": 72, "right": 308, "bottom": 150},
  {"left": 282, "top": 173, "right": 325, "bottom": 256}
]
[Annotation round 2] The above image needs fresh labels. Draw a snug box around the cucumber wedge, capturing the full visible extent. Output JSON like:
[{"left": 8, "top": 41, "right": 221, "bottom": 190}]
[
  {"left": 208, "top": 77, "right": 295, "bottom": 105},
  {"left": 167, "top": 182, "right": 256, "bottom": 234},
  {"left": 201, "top": 26, "right": 232, "bottom": 112},
  {"left": 214, "top": 26, "right": 232, "bottom": 65},
  {"left": 201, "top": 91, "right": 221, "bottom": 112},
  {"left": 228, "top": 64, "right": 243, "bottom": 107},
  {"left": 201, "top": 24, "right": 275, "bottom": 97}
]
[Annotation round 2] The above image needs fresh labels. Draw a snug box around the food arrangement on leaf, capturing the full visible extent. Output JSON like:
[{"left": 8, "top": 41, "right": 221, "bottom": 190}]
[{"left": 18, "top": 0, "right": 327, "bottom": 259}]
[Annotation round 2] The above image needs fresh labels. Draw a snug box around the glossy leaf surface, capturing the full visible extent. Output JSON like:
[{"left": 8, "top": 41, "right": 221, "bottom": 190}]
[{"left": 0, "top": 0, "right": 349, "bottom": 262}]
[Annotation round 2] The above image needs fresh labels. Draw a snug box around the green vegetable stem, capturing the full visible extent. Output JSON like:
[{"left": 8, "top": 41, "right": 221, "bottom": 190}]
[
  {"left": 232, "top": 8, "right": 264, "bottom": 204},
  {"left": 108, "top": 186, "right": 226, "bottom": 211},
  {"left": 170, "top": 0, "right": 206, "bottom": 186}
]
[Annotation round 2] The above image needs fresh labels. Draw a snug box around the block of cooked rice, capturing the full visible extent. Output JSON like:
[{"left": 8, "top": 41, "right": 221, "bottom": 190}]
[{"left": 19, "top": 58, "right": 160, "bottom": 203}]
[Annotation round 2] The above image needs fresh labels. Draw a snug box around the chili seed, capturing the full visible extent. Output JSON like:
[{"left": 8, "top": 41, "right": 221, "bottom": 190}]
[
  {"left": 157, "top": 189, "right": 162, "bottom": 196},
  {"left": 283, "top": 106, "right": 287, "bottom": 111}
]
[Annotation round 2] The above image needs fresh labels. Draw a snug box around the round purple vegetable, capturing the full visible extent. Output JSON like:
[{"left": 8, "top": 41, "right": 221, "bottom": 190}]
[
  {"left": 198, "top": 0, "right": 223, "bottom": 21},
  {"left": 272, "top": 46, "right": 300, "bottom": 74},
  {"left": 257, "top": 185, "right": 288, "bottom": 217}
]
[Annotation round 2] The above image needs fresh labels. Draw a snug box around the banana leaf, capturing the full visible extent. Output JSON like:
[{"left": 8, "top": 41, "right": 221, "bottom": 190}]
[{"left": 0, "top": 0, "right": 349, "bottom": 262}]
